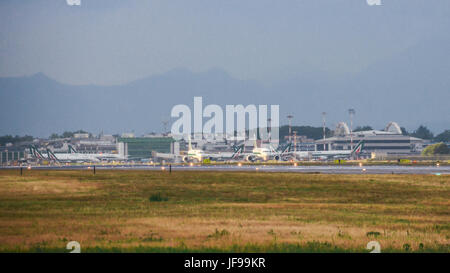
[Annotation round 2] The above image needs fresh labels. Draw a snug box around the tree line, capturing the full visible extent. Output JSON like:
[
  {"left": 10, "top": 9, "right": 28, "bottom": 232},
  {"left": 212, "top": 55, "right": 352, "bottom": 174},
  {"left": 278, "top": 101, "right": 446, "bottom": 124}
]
[
  {"left": 0, "top": 135, "right": 33, "bottom": 146},
  {"left": 49, "top": 130, "right": 91, "bottom": 139}
]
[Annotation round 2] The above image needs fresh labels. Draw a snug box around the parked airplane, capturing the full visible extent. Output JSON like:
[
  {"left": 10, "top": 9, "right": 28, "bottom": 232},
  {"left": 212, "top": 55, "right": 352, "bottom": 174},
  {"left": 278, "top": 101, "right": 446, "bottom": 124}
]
[
  {"left": 29, "top": 145, "right": 125, "bottom": 163},
  {"left": 29, "top": 145, "right": 47, "bottom": 160},
  {"left": 310, "top": 140, "right": 365, "bottom": 159},
  {"left": 204, "top": 144, "right": 245, "bottom": 162},
  {"left": 182, "top": 137, "right": 245, "bottom": 162},
  {"left": 182, "top": 137, "right": 205, "bottom": 162},
  {"left": 266, "top": 140, "right": 365, "bottom": 161},
  {"left": 266, "top": 143, "right": 302, "bottom": 161},
  {"left": 67, "top": 145, "right": 125, "bottom": 161},
  {"left": 152, "top": 138, "right": 244, "bottom": 163},
  {"left": 46, "top": 148, "right": 100, "bottom": 163},
  {"left": 244, "top": 137, "right": 291, "bottom": 162}
]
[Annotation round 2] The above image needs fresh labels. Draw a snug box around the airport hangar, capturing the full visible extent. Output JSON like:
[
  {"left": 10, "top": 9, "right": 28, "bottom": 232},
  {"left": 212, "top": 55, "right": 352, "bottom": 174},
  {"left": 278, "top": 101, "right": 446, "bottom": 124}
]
[{"left": 315, "top": 122, "right": 425, "bottom": 156}]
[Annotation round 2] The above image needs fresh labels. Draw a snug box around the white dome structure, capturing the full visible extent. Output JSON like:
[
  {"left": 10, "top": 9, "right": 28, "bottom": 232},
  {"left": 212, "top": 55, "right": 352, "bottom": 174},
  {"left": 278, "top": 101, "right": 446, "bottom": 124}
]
[
  {"left": 334, "top": 122, "right": 350, "bottom": 136},
  {"left": 385, "top": 122, "right": 402, "bottom": 135}
]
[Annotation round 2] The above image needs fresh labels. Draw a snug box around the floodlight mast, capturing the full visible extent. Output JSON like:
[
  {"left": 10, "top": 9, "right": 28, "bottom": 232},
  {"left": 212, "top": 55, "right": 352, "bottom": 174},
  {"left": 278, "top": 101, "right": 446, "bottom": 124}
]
[
  {"left": 293, "top": 131, "right": 297, "bottom": 152},
  {"left": 322, "top": 112, "right": 326, "bottom": 150},
  {"left": 348, "top": 108, "right": 355, "bottom": 150}
]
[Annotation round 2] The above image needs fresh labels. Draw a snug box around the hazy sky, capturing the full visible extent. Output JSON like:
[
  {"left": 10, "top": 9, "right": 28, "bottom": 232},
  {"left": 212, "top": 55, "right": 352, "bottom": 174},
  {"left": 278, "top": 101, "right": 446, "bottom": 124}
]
[{"left": 1, "top": 0, "right": 449, "bottom": 85}]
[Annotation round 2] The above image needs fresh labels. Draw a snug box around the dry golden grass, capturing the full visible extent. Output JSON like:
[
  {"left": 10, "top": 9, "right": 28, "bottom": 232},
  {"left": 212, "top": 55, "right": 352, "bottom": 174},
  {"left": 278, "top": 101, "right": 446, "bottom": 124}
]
[{"left": 0, "top": 169, "right": 448, "bottom": 252}]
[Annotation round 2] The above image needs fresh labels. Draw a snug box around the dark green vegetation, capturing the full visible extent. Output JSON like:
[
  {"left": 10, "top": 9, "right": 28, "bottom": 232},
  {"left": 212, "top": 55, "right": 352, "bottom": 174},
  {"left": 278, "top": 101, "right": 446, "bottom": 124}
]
[
  {"left": 435, "top": 130, "right": 450, "bottom": 143},
  {"left": 49, "top": 130, "right": 90, "bottom": 140},
  {"left": 0, "top": 135, "right": 33, "bottom": 146},
  {"left": 0, "top": 170, "right": 448, "bottom": 253},
  {"left": 278, "top": 125, "right": 333, "bottom": 140},
  {"left": 354, "top": 126, "right": 373, "bottom": 132},
  {"left": 422, "top": 143, "right": 450, "bottom": 155},
  {"left": 410, "top": 125, "right": 435, "bottom": 140},
  {"left": 149, "top": 192, "right": 169, "bottom": 202}
]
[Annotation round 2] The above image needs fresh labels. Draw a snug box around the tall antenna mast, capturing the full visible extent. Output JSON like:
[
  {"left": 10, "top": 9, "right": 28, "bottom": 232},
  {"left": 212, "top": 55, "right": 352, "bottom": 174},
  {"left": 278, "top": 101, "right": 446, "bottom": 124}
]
[
  {"left": 293, "top": 131, "right": 297, "bottom": 152},
  {"left": 348, "top": 108, "right": 355, "bottom": 150},
  {"left": 322, "top": 112, "right": 326, "bottom": 150}
]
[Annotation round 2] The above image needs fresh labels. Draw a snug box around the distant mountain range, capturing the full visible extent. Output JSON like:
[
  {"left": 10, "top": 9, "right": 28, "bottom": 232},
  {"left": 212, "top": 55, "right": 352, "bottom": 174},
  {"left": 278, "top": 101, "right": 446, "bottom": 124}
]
[{"left": 1, "top": 38, "right": 449, "bottom": 137}]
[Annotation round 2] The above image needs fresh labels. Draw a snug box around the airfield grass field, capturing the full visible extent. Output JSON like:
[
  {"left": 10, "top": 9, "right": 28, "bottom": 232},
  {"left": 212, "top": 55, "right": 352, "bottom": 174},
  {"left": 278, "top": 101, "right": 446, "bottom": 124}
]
[{"left": 0, "top": 169, "right": 448, "bottom": 253}]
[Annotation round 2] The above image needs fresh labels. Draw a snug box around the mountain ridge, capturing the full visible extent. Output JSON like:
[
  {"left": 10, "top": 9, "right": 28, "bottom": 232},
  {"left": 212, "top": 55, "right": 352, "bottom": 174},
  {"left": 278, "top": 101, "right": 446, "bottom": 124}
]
[{"left": 1, "top": 38, "right": 449, "bottom": 137}]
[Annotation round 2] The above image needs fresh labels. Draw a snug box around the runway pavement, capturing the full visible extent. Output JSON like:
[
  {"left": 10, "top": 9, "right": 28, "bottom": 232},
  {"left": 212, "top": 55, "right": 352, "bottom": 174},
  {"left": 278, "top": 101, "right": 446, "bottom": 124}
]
[{"left": 1, "top": 164, "right": 449, "bottom": 174}]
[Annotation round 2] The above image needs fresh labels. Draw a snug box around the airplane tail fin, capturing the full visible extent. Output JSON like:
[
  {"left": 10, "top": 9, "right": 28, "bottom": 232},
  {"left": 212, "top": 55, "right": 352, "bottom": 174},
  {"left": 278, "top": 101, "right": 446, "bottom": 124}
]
[
  {"left": 29, "top": 145, "right": 45, "bottom": 159},
  {"left": 231, "top": 144, "right": 244, "bottom": 159},
  {"left": 68, "top": 145, "right": 77, "bottom": 154},
  {"left": 279, "top": 143, "right": 292, "bottom": 155},
  {"left": 269, "top": 145, "right": 277, "bottom": 154},
  {"left": 351, "top": 140, "right": 365, "bottom": 155},
  {"left": 29, "top": 146, "right": 36, "bottom": 158},
  {"left": 46, "top": 149, "right": 59, "bottom": 162}
]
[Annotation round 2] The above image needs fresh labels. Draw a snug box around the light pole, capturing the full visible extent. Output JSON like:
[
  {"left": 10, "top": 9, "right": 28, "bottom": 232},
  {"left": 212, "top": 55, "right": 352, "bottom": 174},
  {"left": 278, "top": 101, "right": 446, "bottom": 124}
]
[
  {"left": 322, "top": 112, "right": 326, "bottom": 150},
  {"left": 348, "top": 108, "right": 355, "bottom": 150},
  {"left": 293, "top": 131, "right": 297, "bottom": 152}
]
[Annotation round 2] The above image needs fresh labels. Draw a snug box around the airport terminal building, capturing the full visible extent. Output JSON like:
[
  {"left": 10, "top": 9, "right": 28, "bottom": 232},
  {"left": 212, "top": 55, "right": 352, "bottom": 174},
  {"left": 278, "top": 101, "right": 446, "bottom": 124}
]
[
  {"left": 118, "top": 135, "right": 176, "bottom": 160},
  {"left": 315, "top": 122, "right": 424, "bottom": 155}
]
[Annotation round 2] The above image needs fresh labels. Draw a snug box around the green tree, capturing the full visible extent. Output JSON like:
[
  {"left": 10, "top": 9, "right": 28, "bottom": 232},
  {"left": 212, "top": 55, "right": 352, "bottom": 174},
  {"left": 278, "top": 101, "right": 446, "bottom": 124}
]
[
  {"left": 354, "top": 126, "right": 373, "bottom": 132},
  {"left": 0, "top": 135, "right": 33, "bottom": 146},
  {"left": 422, "top": 142, "right": 450, "bottom": 155},
  {"left": 61, "top": 131, "right": 74, "bottom": 138},
  {"left": 400, "top": 127, "right": 409, "bottom": 136},
  {"left": 59, "top": 130, "right": 89, "bottom": 139},
  {"left": 411, "top": 125, "right": 434, "bottom": 140},
  {"left": 434, "top": 130, "right": 450, "bottom": 142},
  {"left": 278, "top": 125, "right": 332, "bottom": 141}
]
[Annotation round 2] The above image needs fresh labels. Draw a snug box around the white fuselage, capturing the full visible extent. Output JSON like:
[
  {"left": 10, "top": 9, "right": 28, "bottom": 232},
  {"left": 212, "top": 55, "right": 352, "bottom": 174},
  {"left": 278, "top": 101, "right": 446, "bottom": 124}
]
[
  {"left": 311, "top": 150, "right": 352, "bottom": 157},
  {"left": 251, "top": 147, "right": 272, "bottom": 160},
  {"left": 185, "top": 149, "right": 204, "bottom": 162},
  {"left": 51, "top": 153, "right": 101, "bottom": 162},
  {"left": 51, "top": 152, "right": 125, "bottom": 163}
]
